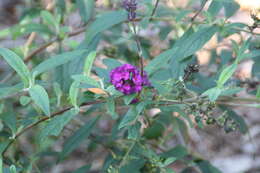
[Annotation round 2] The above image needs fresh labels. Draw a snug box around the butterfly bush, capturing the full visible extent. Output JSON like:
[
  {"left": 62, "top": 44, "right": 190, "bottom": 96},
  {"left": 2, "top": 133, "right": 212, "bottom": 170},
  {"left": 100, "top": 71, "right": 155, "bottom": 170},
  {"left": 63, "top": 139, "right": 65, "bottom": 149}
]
[{"left": 110, "top": 64, "right": 150, "bottom": 95}]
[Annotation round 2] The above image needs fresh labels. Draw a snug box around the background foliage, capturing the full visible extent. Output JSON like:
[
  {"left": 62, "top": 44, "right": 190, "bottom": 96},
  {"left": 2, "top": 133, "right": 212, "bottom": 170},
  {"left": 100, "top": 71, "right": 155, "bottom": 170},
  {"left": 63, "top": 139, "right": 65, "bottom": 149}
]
[{"left": 0, "top": 0, "right": 260, "bottom": 172}]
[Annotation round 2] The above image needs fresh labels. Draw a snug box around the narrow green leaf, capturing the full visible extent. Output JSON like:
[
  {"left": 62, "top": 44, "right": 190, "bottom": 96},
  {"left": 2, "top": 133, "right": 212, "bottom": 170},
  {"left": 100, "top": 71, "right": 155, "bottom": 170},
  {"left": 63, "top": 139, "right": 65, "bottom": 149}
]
[
  {"left": 217, "top": 64, "right": 237, "bottom": 87},
  {"left": 59, "top": 116, "right": 100, "bottom": 160},
  {"left": 71, "top": 74, "right": 100, "bottom": 88},
  {"left": 53, "top": 82, "right": 62, "bottom": 107},
  {"left": 203, "top": 87, "right": 222, "bottom": 102},
  {"left": 118, "top": 103, "right": 145, "bottom": 129},
  {"left": 22, "top": 23, "right": 53, "bottom": 35},
  {"left": 72, "top": 165, "right": 91, "bottom": 173},
  {"left": 0, "top": 48, "right": 31, "bottom": 87},
  {"left": 256, "top": 86, "right": 260, "bottom": 99},
  {"left": 123, "top": 93, "right": 138, "bottom": 105},
  {"left": 10, "top": 165, "right": 17, "bottom": 173},
  {"left": 32, "top": 49, "right": 86, "bottom": 77},
  {"left": 196, "top": 160, "right": 221, "bottom": 173},
  {"left": 29, "top": 85, "right": 50, "bottom": 116},
  {"left": 0, "top": 83, "right": 23, "bottom": 99},
  {"left": 107, "top": 97, "right": 118, "bottom": 119},
  {"left": 41, "top": 10, "right": 58, "bottom": 31},
  {"left": 83, "top": 51, "right": 96, "bottom": 76},
  {"left": 85, "top": 10, "right": 127, "bottom": 43},
  {"left": 0, "top": 157, "right": 3, "bottom": 173},
  {"left": 39, "top": 109, "right": 79, "bottom": 143},
  {"left": 76, "top": 0, "right": 95, "bottom": 23},
  {"left": 146, "top": 26, "right": 218, "bottom": 75},
  {"left": 127, "top": 122, "right": 141, "bottom": 140},
  {"left": 69, "top": 81, "right": 80, "bottom": 108}
]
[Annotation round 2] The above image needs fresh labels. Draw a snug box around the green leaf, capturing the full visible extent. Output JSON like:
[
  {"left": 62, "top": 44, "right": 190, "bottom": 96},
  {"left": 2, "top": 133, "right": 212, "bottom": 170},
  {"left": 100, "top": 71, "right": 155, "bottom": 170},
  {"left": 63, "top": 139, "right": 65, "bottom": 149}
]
[
  {"left": 72, "top": 165, "right": 91, "bottom": 173},
  {"left": 39, "top": 109, "right": 79, "bottom": 144},
  {"left": 119, "top": 106, "right": 138, "bottom": 129},
  {"left": 69, "top": 81, "right": 80, "bottom": 108},
  {"left": 223, "top": 0, "right": 240, "bottom": 18},
  {"left": 0, "top": 157, "right": 2, "bottom": 173},
  {"left": 76, "top": 0, "right": 95, "bottom": 23},
  {"left": 41, "top": 10, "right": 58, "bottom": 32},
  {"left": 256, "top": 86, "right": 260, "bottom": 99},
  {"left": 83, "top": 51, "right": 96, "bottom": 76},
  {"left": 203, "top": 87, "right": 222, "bottom": 102},
  {"left": 146, "top": 26, "right": 218, "bottom": 75},
  {"left": 22, "top": 23, "right": 53, "bottom": 35},
  {"left": 217, "top": 64, "right": 237, "bottom": 87},
  {"left": 106, "top": 97, "right": 118, "bottom": 119},
  {"left": 53, "top": 82, "right": 62, "bottom": 107},
  {"left": 0, "top": 83, "right": 23, "bottom": 99},
  {"left": 32, "top": 49, "right": 86, "bottom": 77},
  {"left": 160, "top": 145, "right": 188, "bottom": 159},
  {"left": 119, "top": 102, "right": 145, "bottom": 129},
  {"left": 208, "top": 1, "right": 223, "bottom": 17},
  {"left": 123, "top": 93, "right": 138, "bottom": 105},
  {"left": 0, "top": 48, "right": 31, "bottom": 87},
  {"left": 9, "top": 165, "right": 16, "bottom": 173},
  {"left": 85, "top": 10, "right": 127, "bottom": 44},
  {"left": 196, "top": 160, "right": 221, "bottom": 173},
  {"left": 71, "top": 74, "right": 100, "bottom": 88},
  {"left": 29, "top": 85, "right": 50, "bottom": 116},
  {"left": 59, "top": 116, "right": 100, "bottom": 160},
  {"left": 19, "top": 96, "right": 31, "bottom": 106},
  {"left": 127, "top": 122, "right": 141, "bottom": 140}
]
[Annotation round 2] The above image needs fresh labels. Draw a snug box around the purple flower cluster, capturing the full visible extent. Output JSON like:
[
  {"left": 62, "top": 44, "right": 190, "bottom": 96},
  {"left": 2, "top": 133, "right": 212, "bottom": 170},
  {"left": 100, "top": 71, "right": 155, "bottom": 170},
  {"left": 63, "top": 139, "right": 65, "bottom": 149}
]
[
  {"left": 110, "top": 64, "right": 150, "bottom": 95},
  {"left": 122, "top": 0, "right": 137, "bottom": 21}
]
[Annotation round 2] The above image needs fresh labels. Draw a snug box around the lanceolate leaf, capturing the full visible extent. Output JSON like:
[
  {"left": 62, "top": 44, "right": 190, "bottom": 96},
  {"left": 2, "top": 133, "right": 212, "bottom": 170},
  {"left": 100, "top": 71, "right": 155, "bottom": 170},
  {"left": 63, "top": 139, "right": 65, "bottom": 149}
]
[
  {"left": 0, "top": 48, "right": 31, "bottom": 87},
  {"left": 32, "top": 49, "right": 86, "bottom": 77},
  {"left": 83, "top": 51, "right": 96, "bottom": 76},
  {"left": 76, "top": 0, "right": 95, "bottom": 23},
  {"left": 146, "top": 26, "right": 218, "bottom": 75},
  {"left": 85, "top": 10, "right": 127, "bottom": 44},
  {"left": 59, "top": 116, "right": 100, "bottom": 160},
  {"left": 69, "top": 81, "right": 80, "bottom": 108},
  {"left": 29, "top": 85, "right": 50, "bottom": 116},
  {"left": 217, "top": 63, "right": 237, "bottom": 87},
  {"left": 39, "top": 109, "right": 79, "bottom": 143}
]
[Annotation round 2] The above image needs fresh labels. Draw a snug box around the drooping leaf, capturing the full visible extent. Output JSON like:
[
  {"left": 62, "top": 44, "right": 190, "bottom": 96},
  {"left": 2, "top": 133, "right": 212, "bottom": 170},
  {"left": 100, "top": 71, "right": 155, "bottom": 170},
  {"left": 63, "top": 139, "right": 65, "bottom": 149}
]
[
  {"left": 29, "top": 85, "right": 50, "bottom": 116},
  {"left": 69, "top": 81, "right": 80, "bottom": 108},
  {"left": 59, "top": 116, "right": 100, "bottom": 160},
  {"left": 0, "top": 48, "right": 31, "bottom": 87},
  {"left": 85, "top": 10, "right": 127, "bottom": 44},
  {"left": 76, "top": 0, "right": 95, "bottom": 23},
  {"left": 196, "top": 160, "right": 221, "bottom": 173},
  {"left": 83, "top": 51, "right": 96, "bottom": 76},
  {"left": 72, "top": 165, "right": 91, "bottom": 173},
  {"left": 32, "top": 50, "right": 86, "bottom": 77},
  {"left": 39, "top": 109, "right": 79, "bottom": 144},
  {"left": 217, "top": 64, "right": 237, "bottom": 87}
]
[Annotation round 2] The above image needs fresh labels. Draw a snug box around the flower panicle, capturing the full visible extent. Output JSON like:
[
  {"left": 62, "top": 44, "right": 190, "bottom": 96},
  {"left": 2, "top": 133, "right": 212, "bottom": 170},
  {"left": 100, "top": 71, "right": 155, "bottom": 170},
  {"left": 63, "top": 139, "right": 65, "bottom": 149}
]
[
  {"left": 110, "top": 64, "right": 150, "bottom": 95},
  {"left": 122, "top": 0, "right": 137, "bottom": 21}
]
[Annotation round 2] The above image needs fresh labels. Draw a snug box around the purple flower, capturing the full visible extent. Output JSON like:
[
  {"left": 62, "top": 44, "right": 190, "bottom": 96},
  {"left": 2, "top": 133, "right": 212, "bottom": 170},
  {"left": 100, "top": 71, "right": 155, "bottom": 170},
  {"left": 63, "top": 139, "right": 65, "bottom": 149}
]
[
  {"left": 122, "top": 0, "right": 137, "bottom": 21},
  {"left": 110, "top": 64, "right": 150, "bottom": 95}
]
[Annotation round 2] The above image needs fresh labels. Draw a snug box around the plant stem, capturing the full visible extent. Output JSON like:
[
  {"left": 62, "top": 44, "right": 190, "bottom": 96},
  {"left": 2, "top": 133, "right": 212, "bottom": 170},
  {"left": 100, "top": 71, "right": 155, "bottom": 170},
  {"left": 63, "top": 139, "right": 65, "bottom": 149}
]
[
  {"left": 150, "top": 0, "right": 160, "bottom": 20},
  {"left": 131, "top": 22, "right": 144, "bottom": 76}
]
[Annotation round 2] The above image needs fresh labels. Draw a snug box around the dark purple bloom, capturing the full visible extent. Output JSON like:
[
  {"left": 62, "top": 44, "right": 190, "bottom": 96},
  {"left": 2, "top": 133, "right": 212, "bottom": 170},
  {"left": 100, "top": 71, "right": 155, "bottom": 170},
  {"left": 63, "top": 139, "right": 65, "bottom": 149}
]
[
  {"left": 123, "top": 0, "right": 137, "bottom": 21},
  {"left": 110, "top": 64, "right": 150, "bottom": 95}
]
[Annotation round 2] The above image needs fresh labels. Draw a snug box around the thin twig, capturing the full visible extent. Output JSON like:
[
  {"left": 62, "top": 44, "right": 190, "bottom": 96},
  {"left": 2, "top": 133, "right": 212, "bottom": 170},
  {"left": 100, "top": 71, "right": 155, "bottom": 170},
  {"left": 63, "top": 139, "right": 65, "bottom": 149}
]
[
  {"left": 0, "top": 27, "right": 86, "bottom": 84},
  {"left": 2, "top": 99, "right": 104, "bottom": 156},
  {"left": 150, "top": 0, "right": 160, "bottom": 20},
  {"left": 131, "top": 22, "right": 144, "bottom": 76},
  {"left": 189, "top": 0, "right": 208, "bottom": 27}
]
